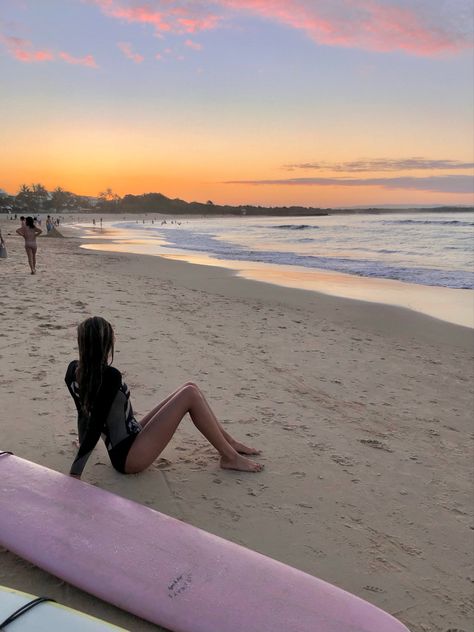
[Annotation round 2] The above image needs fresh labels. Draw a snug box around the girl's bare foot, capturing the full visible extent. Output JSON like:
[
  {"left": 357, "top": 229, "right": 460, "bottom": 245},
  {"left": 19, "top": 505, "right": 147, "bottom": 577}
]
[
  {"left": 230, "top": 440, "right": 261, "bottom": 456},
  {"left": 220, "top": 454, "right": 264, "bottom": 472}
]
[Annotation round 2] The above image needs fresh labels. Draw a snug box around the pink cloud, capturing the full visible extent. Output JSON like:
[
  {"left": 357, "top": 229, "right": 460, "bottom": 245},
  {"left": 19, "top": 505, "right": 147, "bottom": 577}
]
[
  {"left": 117, "top": 41, "right": 144, "bottom": 62},
  {"left": 175, "top": 14, "right": 221, "bottom": 33},
  {"left": 59, "top": 51, "right": 98, "bottom": 67},
  {"left": 90, "top": 1, "right": 221, "bottom": 34},
  {"left": 0, "top": 34, "right": 98, "bottom": 67},
  {"left": 184, "top": 39, "right": 202, "bottom": 51},
  {"left": 218, "top": 0, "right": 473, "bottom": 56},
  {"left": 0, "top": 35, "right": 53, "bottom": 62},
  {"left": 90, "top": 1, "right": 472, "bottom": 56}
]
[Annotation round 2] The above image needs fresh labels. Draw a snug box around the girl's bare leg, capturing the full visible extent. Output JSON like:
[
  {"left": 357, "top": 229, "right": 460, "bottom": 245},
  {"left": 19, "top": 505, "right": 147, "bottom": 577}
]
[
  {"left": 140, "top": 383, "right": 260, "bottom": 454},
  {"left": 192, "top": 385, "right": 261, "bottom": 455},
  {"left": 125, "top": 383, "right": 263, "bottom": 474},
  {"left": 139, "top": 383, "right": 194, "bottom": 428},
  {"left": 218, "top": 425, "right": 261, "bottom": 455},
  {"left": 25, "top": 248, "right": 34, "bottom": 273},
  {"left": 32, "top": 248, "right": 37, "bottom": 271}
]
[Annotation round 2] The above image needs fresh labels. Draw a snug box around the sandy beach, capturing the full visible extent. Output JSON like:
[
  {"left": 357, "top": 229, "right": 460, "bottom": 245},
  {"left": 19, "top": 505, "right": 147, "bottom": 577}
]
[{"left": 0, "top": 216, "right": 473, "bottom": 632}]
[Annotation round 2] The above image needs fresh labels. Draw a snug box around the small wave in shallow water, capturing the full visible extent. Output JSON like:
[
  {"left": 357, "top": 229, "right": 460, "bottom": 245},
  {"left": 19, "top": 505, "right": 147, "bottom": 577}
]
[{"left": 117, "top": 211, "right": 474, "bottom": 290}]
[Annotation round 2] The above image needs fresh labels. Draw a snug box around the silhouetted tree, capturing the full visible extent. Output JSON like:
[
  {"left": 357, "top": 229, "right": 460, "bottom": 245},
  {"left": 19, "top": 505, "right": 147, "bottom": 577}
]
[
  {"left": 98, "top": 188, "right": 121, "bottom": 211},
  {"left": 0, "top": 190, "right": 13, "bottom": 213},
  {"left": 15, "top": 184, "right": 35, "bottom": 213},
  {"left": 31, "top": 183, "right": 49, "bottom": 211},
  {"left": 51, "top": 187, "right": 71, "bottom": 210}
]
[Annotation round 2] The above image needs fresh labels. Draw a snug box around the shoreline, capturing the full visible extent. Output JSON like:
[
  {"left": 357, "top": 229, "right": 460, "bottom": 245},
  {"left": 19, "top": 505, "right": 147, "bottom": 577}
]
[
  {"left": 1, "top": 219, "right": 473, "bottom": 632},
  {"left": 75, "top": 219, "right": 474, "bottom": 330},
  {"left": 82, "top": 238, "right": 472, "bottom": 348}
]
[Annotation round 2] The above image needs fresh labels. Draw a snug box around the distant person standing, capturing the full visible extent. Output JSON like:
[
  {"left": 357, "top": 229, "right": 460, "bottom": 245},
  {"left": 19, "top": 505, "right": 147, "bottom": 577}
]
[
  {"left": 0, "top": 228, "right": 7, "bottom": 259},
  {"left": 46, "top": 215, "right": 53, "bottom": 232},
  {"left": 16, "top": 216, "right": 42, "bottom": 274}
]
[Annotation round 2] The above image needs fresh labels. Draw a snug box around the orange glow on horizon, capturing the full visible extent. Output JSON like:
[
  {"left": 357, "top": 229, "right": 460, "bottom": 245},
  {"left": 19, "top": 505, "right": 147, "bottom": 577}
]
[{"left": 1, "top": 111, "right": 472, "bottom": 207}]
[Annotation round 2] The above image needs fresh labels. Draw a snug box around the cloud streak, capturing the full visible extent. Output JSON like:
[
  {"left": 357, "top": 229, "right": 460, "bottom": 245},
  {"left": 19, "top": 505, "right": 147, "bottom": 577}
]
[
  {"left": 0, "top": 35, "right": 53, "bottom": 62},
  {"left": 59, "top": 51, "right": 98, "bottom": 67},
  {"left": 117, "top": 41, "right": 144, "bottom": 62},
  {"left": 225, "top": 175, "right": 474, "bottom": 194},
  {"left": 285, "top": 158, "right": 474, "bottom": 172},
  {"left": 0, "top": 34, "right": 98, "bottom": 67},
  {"left": 91, "top": 0, "right": 221, "bottom": 35},
  {"left": 221, "top": 0, "right": 473, "bottom": 55},
  {"left": 89, "top": 0, "right": 473, "bottom": 56}
]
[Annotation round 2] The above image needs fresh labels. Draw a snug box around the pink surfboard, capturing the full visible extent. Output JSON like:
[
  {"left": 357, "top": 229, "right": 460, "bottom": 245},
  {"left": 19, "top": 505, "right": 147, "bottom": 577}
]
[{"left": 0, "top": 454, "right": 410, "bottom": 632}]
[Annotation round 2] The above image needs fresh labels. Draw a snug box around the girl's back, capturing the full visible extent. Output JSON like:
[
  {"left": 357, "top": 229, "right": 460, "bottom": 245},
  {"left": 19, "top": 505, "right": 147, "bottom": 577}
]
[{"left": 20, "top": 226, "right": 38, "bottom": 246}]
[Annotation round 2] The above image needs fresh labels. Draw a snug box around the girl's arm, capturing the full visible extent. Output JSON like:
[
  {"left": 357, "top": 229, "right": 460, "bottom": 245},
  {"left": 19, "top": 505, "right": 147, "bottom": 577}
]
[
  {"left": 35, "top": 227, "right": 42, "bottom": 235},
  {"left": 16, "top": 228, "right": 23, "bottom": 236}
]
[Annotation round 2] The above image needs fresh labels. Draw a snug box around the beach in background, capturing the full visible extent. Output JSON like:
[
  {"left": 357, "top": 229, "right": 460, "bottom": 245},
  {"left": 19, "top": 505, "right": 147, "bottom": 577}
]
[{"left": 0, "top": 214, "right": 473, "bottom": 632}]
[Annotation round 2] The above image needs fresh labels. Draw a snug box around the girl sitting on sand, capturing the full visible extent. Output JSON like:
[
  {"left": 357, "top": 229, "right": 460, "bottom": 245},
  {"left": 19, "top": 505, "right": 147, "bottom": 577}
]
[
  {"left": 16, "top": 216, "right": 42, "bottom": 274},
  {"left": 65, "top": 316, "right": 263, "bottom": 479}
]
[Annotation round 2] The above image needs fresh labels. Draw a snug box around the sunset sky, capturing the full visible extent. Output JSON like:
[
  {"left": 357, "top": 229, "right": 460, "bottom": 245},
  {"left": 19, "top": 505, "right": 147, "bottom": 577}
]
[{"left": 1, "top": 0, "right": 473, "bottom": 207}]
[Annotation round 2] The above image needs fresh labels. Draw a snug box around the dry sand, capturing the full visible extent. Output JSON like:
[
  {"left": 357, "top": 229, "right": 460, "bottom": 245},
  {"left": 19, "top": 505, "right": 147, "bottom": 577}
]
[{"left": 0, "top": 217, "right": 473, "bottom": 632}]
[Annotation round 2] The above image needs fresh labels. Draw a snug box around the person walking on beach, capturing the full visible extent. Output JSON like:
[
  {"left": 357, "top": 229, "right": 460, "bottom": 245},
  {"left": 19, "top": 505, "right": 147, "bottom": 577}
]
[
  {"left": 16, "top": 216, "right": 42, "bottom": 274},
  {"left": 65, "top": 316, "right": 263, "bottom": 479}
]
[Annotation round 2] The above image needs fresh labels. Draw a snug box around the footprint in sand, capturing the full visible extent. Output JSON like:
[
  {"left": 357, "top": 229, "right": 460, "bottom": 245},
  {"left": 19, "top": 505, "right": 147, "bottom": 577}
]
[
  {"left": 290, "top": 471, "right": 306, "bottom": 479},
  {"left": 153, "top": 458, "right": 172, "bottom": 469},
  {"left": 359, "top": 439, "right": 393, "bottom": 452},
  {"left": 331, "top": 455, "right": 354, "bottom": 467},
  {"left": 363, "top": 585, "right": 385, "bottom": 593}
]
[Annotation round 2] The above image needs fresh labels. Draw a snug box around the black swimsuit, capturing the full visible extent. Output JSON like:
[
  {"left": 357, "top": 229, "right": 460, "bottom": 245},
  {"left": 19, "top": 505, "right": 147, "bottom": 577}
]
[{"left": 65, "top": 361, "right": 142, "bottom": 475}]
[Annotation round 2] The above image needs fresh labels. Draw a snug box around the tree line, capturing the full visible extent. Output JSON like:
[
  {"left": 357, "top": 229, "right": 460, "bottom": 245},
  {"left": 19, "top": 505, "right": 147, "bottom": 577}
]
[
  {"left": 0, "top": 184, "right": 122, "bottom": 214},
  {"left": 0, "top": 185, "right": 331, "bottom": 216},
  {"left": 1, "top": 184, "right": 471, "bottom": 217}
]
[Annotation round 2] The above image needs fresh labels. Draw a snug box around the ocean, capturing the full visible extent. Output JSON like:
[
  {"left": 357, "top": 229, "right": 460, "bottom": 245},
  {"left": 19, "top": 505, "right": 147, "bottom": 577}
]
[
  {"left": 79, "top": 211, "right": 474, "bottom": 327},
  {"left": 115, "top": 212, "right": 473, "bottom": 290}
]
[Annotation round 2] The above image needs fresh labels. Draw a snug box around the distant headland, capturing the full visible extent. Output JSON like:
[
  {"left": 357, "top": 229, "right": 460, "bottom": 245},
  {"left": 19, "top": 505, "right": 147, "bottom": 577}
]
[{"left": 0, "top": 185, "right": 472, "bottom": 216}]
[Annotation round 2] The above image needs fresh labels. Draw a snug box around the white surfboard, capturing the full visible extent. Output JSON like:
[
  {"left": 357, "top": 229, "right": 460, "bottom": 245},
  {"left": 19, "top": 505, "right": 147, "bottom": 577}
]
[{"left": 0, "top": 585, "right": 128, "bottom": 631}]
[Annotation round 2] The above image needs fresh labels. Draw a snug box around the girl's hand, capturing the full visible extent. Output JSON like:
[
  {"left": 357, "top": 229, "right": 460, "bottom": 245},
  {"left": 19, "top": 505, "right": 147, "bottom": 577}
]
[{"left": 69, "top": 473, "right": 81, "bottom": 479}]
